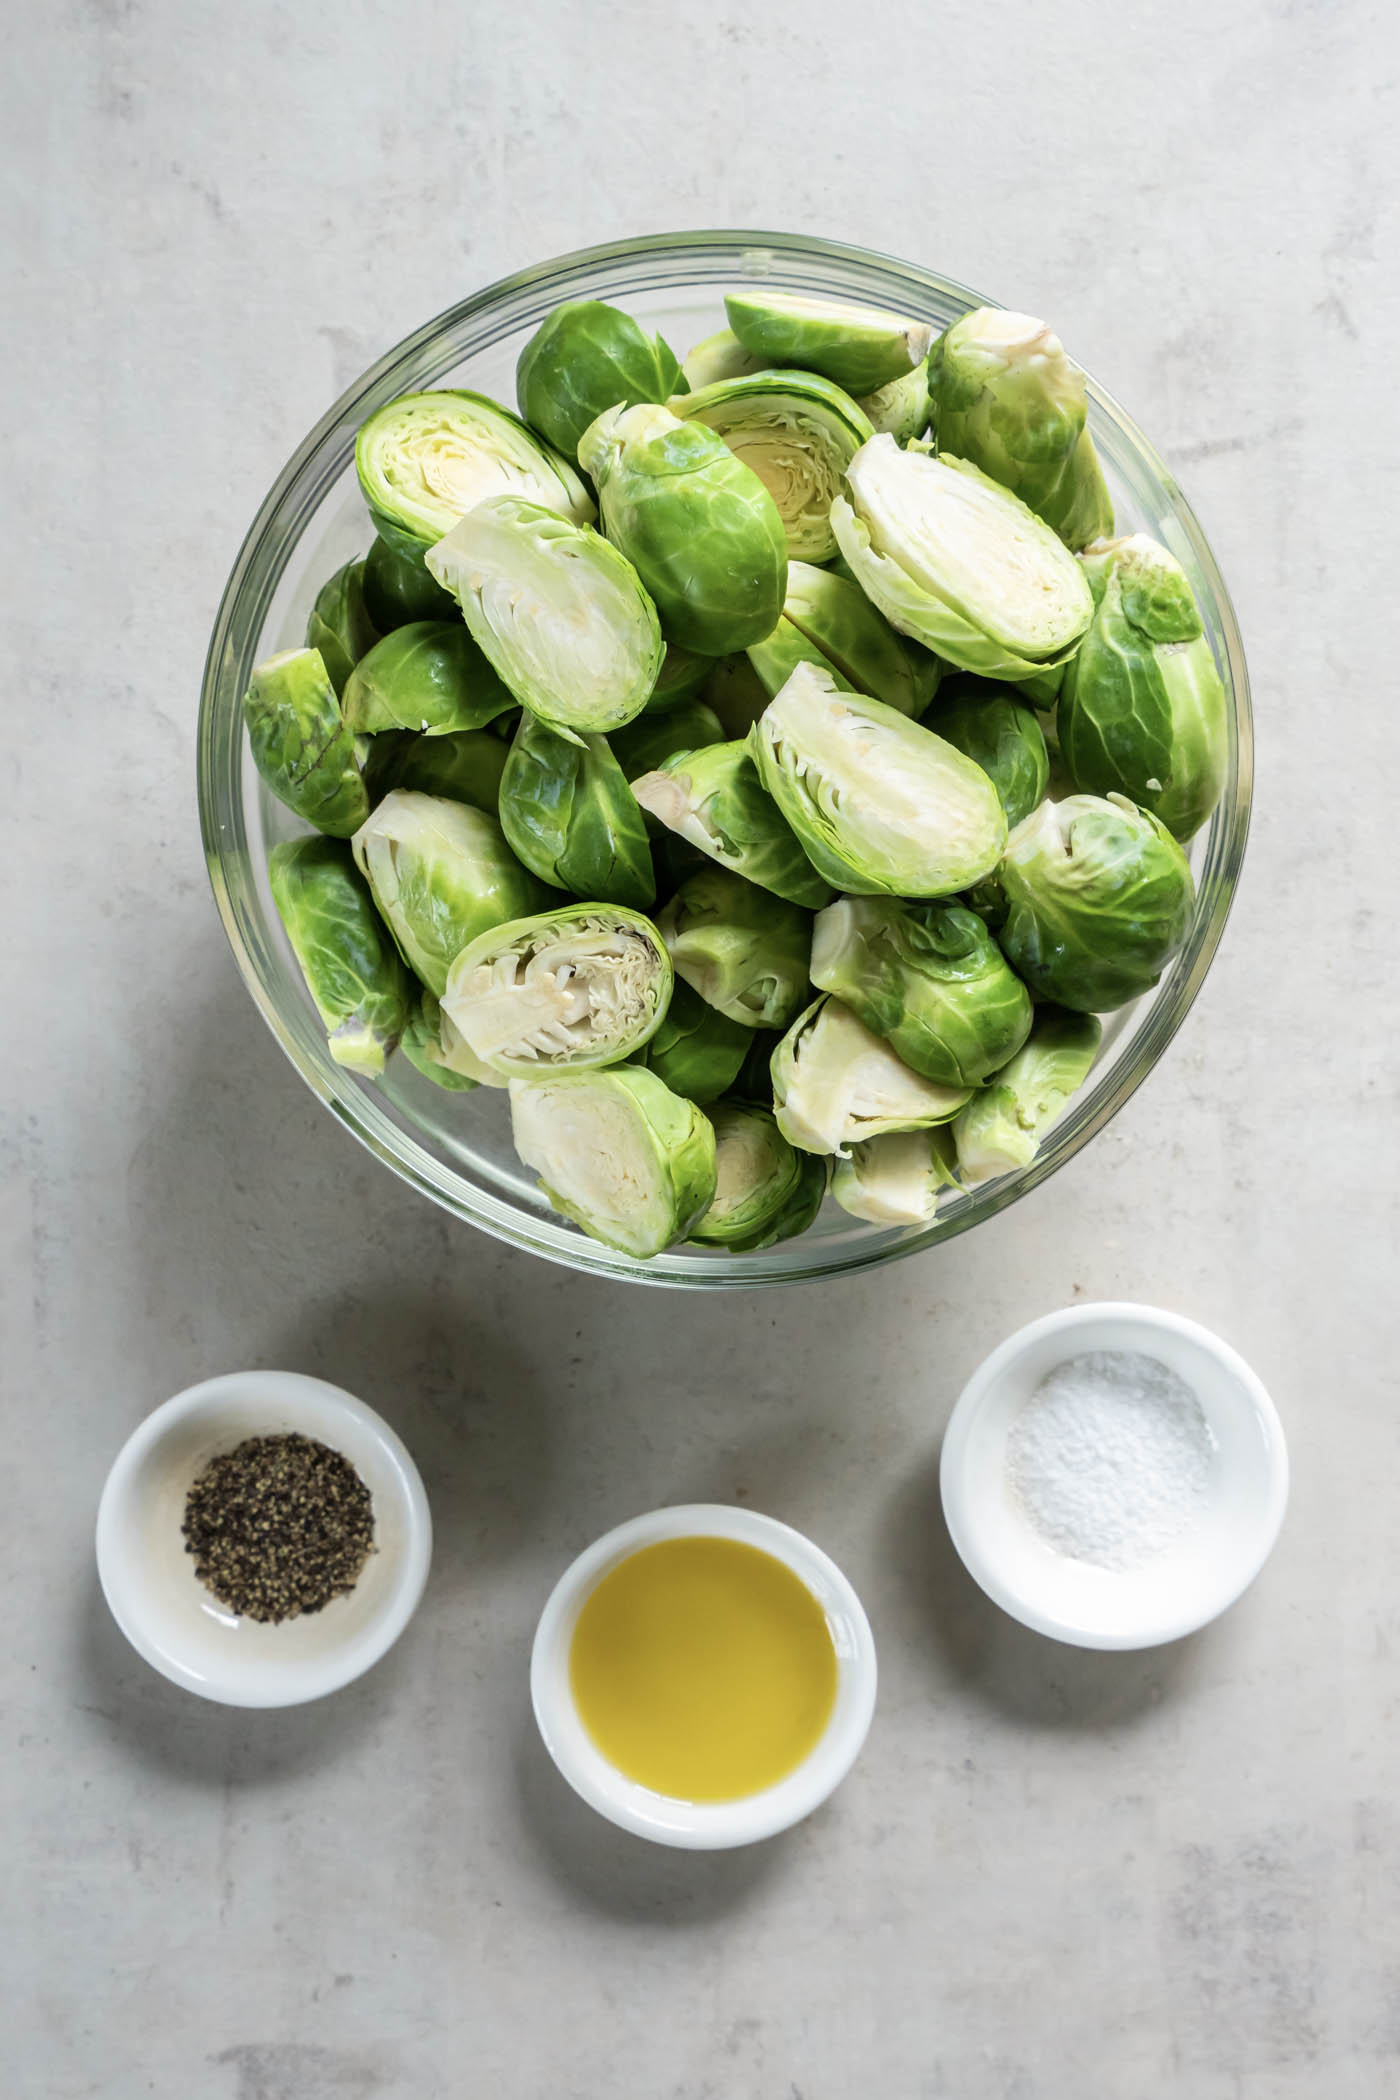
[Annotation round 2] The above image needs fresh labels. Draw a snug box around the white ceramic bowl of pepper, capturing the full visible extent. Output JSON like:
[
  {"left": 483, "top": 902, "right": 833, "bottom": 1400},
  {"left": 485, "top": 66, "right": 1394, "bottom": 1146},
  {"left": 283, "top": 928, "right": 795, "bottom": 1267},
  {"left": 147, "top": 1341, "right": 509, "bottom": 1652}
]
[
  {"left": 96, "top": 1370, "right": 433, "bottom": 1706},
  {"left": 940, "top": 1303, "right": 1289, "bottom": 1650}
]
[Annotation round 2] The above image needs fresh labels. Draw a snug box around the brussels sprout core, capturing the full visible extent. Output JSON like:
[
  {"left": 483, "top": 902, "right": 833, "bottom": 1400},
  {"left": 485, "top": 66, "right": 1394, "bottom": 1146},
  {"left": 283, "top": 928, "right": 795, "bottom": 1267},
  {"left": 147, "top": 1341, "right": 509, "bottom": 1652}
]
[{"left": 443, "top": 905, "right": 672, "bottom": 1075}]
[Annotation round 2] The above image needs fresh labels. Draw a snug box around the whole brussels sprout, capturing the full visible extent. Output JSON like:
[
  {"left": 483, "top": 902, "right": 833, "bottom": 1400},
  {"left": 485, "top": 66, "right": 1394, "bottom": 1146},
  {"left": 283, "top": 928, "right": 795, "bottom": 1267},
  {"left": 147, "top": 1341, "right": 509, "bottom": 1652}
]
[
  {"left": 681, "top": 328, "right": 768, "bottom": 390},
  {"left": 857, "top": 360, "right": 932, "bottom": 444},
  {"left": 690, "top": 1103, "right": 828, "bottom": 1250},
  {"left": 831, "top": 435, "right": 1093, "bottom": 680},
  {"left": 244, "top": 647, "right": 368, "bottom": 838},
  {"left": 928, "top": 308, "right": 1113, "bottom": 550},
  {"left": 771, "top": 995, "right": 971, "bottom": 1156},
  {"left": 922, "top": 673, "right": 1050, "bottom": 828},
  {"left": 351, "top": 789, "right": 547, "bottom": 997},
  {"left": 657, "top": 865, "right": 812, "bottom": 1031},
  {"left": 724, "top": 289, "right": 933, "bottom": 395},
  {"left": 632, "top": 741, "right": 831, "bottom": 909},
  {"left": 953, "top": 1007, "right": 1102, "bottom": 1184},
  {"left": 643, "top": 981, "right": 751, "bottom": 1105},
  {"left": 749, "top": 662, "right": 1006, "bottom": 897},
  {"left": 399, "top": 988, "right": 504, "bottom": 1091},
  {"left": 831, "top": 1126, "right": 960, "bottom": 1226},
  {"left": 306, "top": 559, "right": 379, "bottom": 696},
  {"left": 354, "top": 388, "right": 592, "bottom": 562},
  {"left": 578, "top": 402, "right": 788, "bottom": 656},
  {"left": 508, "top": 1065, "right": 717, "bottom": 1259},
  {"left": 609, "top": 698, "right": 726, "bottom": 783},
  {"left": 1057, "top": 534, "right": 1227, "bottom": 842},
  {"left": 442, "top": 904, "right": 672, "bottom": 1076},
  {"left": 516, "top": 299, "right": 685, "bottom": 459},
  {"left": 783, "top": 560, "right": 939, "bottom": 718},
  {"left": 810, "top": 895, "right": 1033, "bottom": 1087},
  {"left": 669, "top": 369, "right": 872, "bottom": 562},
  {"left": 268, "top": 836, "right": 411, "bottom": 1075},
  {"left": 341, "top": 622, "right": 516, "bottom": 738},
  {"left": 381, "top": 728, "right": 508, "bottom": 814},
  {"left": 499, "top": 714, "right": 655, "bottom": 910},
  {"left": 997, "top": 794, "right": 1195, "bottom": 1011},
  {"left": 362, "top": 532, "right": 457, "bottom": 630},
  {"left": 426, "top": 497, "right": 662, "bottom": 740}
]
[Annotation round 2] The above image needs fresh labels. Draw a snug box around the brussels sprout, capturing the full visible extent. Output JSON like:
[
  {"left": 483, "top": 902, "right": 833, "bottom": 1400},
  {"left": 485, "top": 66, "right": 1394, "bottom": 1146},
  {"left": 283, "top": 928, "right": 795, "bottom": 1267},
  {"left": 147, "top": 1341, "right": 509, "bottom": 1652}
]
[
  {"left": 268, "top": 836, "right": 411, "bottom": 1075},
  {"left": 725, "top": 290, "right": 934, "bottom": 396},
  {"left": 644, "top": 981, "right": 752, "bottom": 1105},
  {"left": 1016, "top": 662, "right": 1066, "bottom": 710},
  {"left": 857, "top": 360, "right": 932, "bottom": 444},
  {"left": 244, "top": 647, "right": 369, "bottom": 838},
  {"left": 690, "top": 1103, "right": 828, "bottom": 1250},
  {"left": 442, "top": 904, "right": 672, "bottom": 1076},
  {"left": 704, "top": 651, "right": 779, "bottom": 738},
  {"left": 771, "top": 996, "right": 972, "bottom": 1156},
  {"left": 381, "top": 728, "right": 508, "bottom": 814},
  {"left": 609, "top": 698, "right": 726, "bottom": 783},
  {"left": 953, "top": 1007, "right": 1102, "bottom": 1184},
  {"left": 340, "top": 622, "right": 516, "bottom": 738},
  {"left": 750, "top": 662, "right": 1006, "bottom": 897},
  {"left": 358, "top": 729, "right": 414, "bottom": 807},
  {"left": 783, "top": 560, "right": 940, "bottom": 718},
  {"left": 831, "top": 1126, "right": 960, "bottom": 1226},
  {"left": 831, "top": 435, "right": 1093, "bottom": 680},
  {"left": 733, "top": 1027, "right": 784, "bottom": 1101},
  {"left": 508, "top": 1064, "right": 717, "bottom": 1260},
  {"left": 657, "top": 865, "right": 812, "bottom": 1031},
  {"left": 354, "top": 389, "right": 592, "bottom": 562},
  {"left": 499, "top": 715, "right": 655, "bottom": 910},
  {"left": 744, "top": 616, "right": 853, "bottom": 702},
  {"left": 426, "top": 497, "right": 662, "bottom": 740},
  {"left": 516, "top": 300, "right": 685, "bottom": 459},
  {"left": 578, "top": 403, "right": 788, "bottom": 655},
  {"left": 681, "top": 328, "right": 768, "bottom": 390},
  {"left": 633, "top": 742, "right": 831, "bottom": 910},
  {"left": 810, "top": 895, "right": 1033, "bottom": 1087},
  {"left": 928, "top": 308, "right": 1113, "bottom": 550},
  {"left": 362, "top": 533, "right": 457, "bottom": 630},
  {"left": 351, "top": 789, "right": 547, "bottom": 997},
  {"left": 1057, "top": 534, "right": 1227, "bottom": 842},
  {"left": 399, "top": 988, "right": 504, "bottom": 1091},
  {"left": 922, "top": 673, "right": 1050, "bottom": 828},
  {"left": 306, "top": 559, "right": 380, "bottom": 697},
  {"left": 646, "top": 644, "right": 711, "bottom": 711},
  {"left": 997, "top": 794, "right": 1195, "bottom": 1011},
  {"left": 670, "top": 370, "right": 872, "bottom": 562}
]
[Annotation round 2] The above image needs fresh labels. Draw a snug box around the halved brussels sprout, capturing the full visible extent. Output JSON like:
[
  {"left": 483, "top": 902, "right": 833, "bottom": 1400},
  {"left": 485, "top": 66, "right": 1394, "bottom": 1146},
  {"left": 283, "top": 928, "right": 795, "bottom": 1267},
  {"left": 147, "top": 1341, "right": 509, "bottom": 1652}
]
[
  {"left": 771, "top": 995, "right": 972, "bottom": 1156},
  {"left": 831, "top": 1126, "right": 960, "bottom": 1226},
  {"left": 382, "top": 728, "right": 508, "bottom": 814},
  {"left": 362, "top": 532, "right": 457, "bottom": 631},
  {"left": 646, "top": 644, "right": 711, "bottom": 711},
  {"left": 744, "top": 616, "right": 853, "bottom": 703},
  {"left": 783, "top": 560, "right": 939, "bottom": 718},
  {"left": 508, "top": 1065, "right": 717, "bottom": 1260},
  {"left": 681, "top": 328, "right": 768, "bottom": 390},
  {"left": 953, "top": 1007, "right": 1102, "bottom": 1184},
  {"left": 922, "top": 673, "right": 1050, "bottom": 828},
  {"left": 426, "top": 497, "right": 662, "bottom": 740},
  {"left": 354, "top": 389, "right": 592, "bottom": 561},
  {"left": 340, "top": 622, "right": 516, "bottom": 737},
  {"left": 268, "top": 836, "right": 411, "bottom": 1075},
  {"left": 632, "top": 742, "right": 831, "bottom": 909},
  {"left": 306, "top": 559, "right": 380, "bottom": 697},
  {"left": 244, "top": 647, "right": 368, "bottom": 838},
  {"left": 442, "top": 904, "right": 672, "bottom": 1076},
  {"left": 1057, "top": 535, "right": 1227, "bottom": 842},
  {"left": 609, "top": 698, "right": 726, "bottom": 783},
  {"left": 749, "top": 662, "right": 1006, "bottom": 896},
  {"left": 516, "top": 300, "right": 685, "bottom": 459},
  {"left": 690, "top": 1103, "right": 828, "bottom": 1250},
  {"left": 997, "top": 794, "right": 1195, "bottom": 1011},
  {"left": 499, "top": 715, "right": 655, "bottom": 910},
  {"left": 578, "top": 403, "right": 788, "bottom": 656},
  {"left": 831, "top": 436, "right": 1094, "bottom": 680},
  {"left": 643, "top": 981, "right": 751, "bottom": 1105},
  {"left": 928, "top": 308, "right": 1113, "bottom": 550},
  {"left": 399, "top": 988, "right": 504, "bottom": 1091},
  {"left": 857, "top": 360, "right": 932, "bottom": 444},
  {"left": 703, "top": 652, "right": 773, "bottom": 738},
  {"left": 724, "top": 290, "right": 933, "bottom": 395},
  {"left": 810, "top": 896, "right": 1033, "bottom": 1087},
  {"left": 657, "top": 865, "right": 812, "bottom": 1031},
  {"left": 669, "top": 370, "right": 872, "bottom": 562},
  {"left": 351, "top": 789, "right": 546, "bottom": 997}
]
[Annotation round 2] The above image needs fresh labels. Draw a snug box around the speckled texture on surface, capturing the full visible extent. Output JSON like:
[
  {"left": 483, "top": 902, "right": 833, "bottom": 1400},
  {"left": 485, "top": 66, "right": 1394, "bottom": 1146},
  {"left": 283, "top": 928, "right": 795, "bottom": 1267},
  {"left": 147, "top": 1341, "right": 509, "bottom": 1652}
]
[{"left": 5, "top": 3, "right": 1398, "bottom": 2095}]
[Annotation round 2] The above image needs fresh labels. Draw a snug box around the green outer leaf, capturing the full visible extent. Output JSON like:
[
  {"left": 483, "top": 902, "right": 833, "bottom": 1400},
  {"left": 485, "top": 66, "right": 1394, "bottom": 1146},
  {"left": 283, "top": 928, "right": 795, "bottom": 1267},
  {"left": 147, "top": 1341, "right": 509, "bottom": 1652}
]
[
  {"left": 681, "top": 329, "right": 768, "bottom": 390},
  {"left": 745, "top": 615, "right": 854, "bottom": 701},
  {"left": 380, "top": 728, "right": 508, "bottom": 814},
  {"left": 268, "top": 835, "right": 411, "bottom": 1075},
  {"left": 400, "top": 990, "right": 479, "bottom": 1091},
  {"left": 656, "top": 864, "right": 813, "bottom": 1031},
  {"left": 646, "top": 645, "right": 711, "bottom": 711},
  {"left": 704, "top": 652, "right": 777, "bottom": 738},
  {"left": 609, "top": 698, "right": 725, "bottom": 783},
  {"left": 689, "top": 1101, "right": 828, "bottom": 1249},
  {"left": 244, "top": 647, "right": 368, "bottom": 838},
  {"left": 783, "top": 560, "right": 939, "bottom": 718},
  {"left": 443, "top": 904, "right": 672, "bottom": 1076},
  {"left": 645, "top": 981, "right": 751, "bottom": 1105},
  {"left": 362, "top": 533, "right": 457, "bottom": 630},
  {"left": 921, "top": 673, "right": 1050, "bottom": 828},
  {"left": 668, "top": 368, "right": 872, "bottom": 562},
  {"left": 631, "top": 741, "right": 831, "bottom": 909},
  {"left": 306, "top": 559, "right": 380, "bottom": 697},
  {"left": 724, "top": 290, "right": 933, "bottom": 395},
  {"left": 516, "top": 300, "right": 685, "bottom": 459},
  {"left": 857, "top": 361, "right": 932, "bottom": 444},
  {"left": 953, "top": 1006, "right": 1102, "bottom": 1184},
  {"left": 341, "top": 622, "right": 516, "bottom": 737},
  {"left": 508, "top": 1064, "right": 717, "bottom": 1258},
  {"left": 354, "top": 388, "right": 593, "bottom": 558},
  {"left": 499, "top": 714, "right": 655, "bottom": 910}
]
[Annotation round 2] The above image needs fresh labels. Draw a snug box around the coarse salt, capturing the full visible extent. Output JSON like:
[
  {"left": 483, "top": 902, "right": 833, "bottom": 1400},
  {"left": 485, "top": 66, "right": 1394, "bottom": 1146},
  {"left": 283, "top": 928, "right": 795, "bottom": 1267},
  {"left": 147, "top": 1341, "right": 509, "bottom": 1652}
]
[{"left": 1005, "top": 1349, "right": 1217, "bottom": 1572}]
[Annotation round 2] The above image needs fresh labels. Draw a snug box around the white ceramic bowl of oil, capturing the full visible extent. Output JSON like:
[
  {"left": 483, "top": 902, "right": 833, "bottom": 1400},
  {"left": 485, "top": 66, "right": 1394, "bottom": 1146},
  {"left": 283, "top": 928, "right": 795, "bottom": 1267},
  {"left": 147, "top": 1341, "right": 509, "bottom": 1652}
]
[
  {"left": 939, "top": 1302, "right": 1288, "bottom": 1650},
  {"left": 96, "top": 1370, "right": 433, "bottom": 1706}
]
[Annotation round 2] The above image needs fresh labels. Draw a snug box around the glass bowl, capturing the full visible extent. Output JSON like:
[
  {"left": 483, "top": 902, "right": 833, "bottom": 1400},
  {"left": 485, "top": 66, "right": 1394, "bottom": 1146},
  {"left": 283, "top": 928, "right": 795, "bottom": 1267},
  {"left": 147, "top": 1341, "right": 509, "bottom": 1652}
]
[{"left": 197, "top": 230, "right": 1251, "bottom": 1289}]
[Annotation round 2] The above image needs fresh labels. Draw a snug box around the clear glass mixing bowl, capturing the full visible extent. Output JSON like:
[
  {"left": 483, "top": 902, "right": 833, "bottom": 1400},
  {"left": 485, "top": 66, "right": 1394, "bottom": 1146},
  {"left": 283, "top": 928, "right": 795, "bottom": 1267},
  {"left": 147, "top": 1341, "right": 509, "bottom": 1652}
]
[{"left": 198, "top": 231, "right": 1251, "bottom": 1288}]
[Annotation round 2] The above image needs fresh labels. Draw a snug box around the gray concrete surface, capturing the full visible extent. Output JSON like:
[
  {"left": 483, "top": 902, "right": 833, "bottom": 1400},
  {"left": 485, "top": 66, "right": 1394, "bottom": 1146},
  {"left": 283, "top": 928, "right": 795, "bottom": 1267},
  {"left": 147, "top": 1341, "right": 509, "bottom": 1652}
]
[{"left": 5, "top": 3, "right": 1398, "bottom": 2094}]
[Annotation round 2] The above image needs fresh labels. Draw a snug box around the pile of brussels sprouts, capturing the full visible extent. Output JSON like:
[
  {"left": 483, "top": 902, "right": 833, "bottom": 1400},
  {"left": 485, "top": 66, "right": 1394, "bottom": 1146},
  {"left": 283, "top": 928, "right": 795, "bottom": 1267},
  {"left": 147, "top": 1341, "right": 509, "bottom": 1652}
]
[{"left": 245, "top": 286, "right": 1226, "bottom": 1260}]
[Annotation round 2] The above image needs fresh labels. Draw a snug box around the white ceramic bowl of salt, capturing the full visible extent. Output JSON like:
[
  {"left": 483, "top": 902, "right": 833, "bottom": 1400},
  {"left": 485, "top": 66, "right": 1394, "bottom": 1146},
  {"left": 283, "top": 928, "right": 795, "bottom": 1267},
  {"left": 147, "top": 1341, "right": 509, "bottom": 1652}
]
[{"left": 939, "top": 1303, "right": 1288, "bottom": 1650}]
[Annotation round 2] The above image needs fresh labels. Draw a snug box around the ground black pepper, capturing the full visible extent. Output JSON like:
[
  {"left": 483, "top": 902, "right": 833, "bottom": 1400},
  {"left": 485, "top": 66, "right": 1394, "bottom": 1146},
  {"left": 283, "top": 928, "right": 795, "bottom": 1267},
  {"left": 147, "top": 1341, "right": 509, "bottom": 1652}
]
[{"left": 182, "top": 1432, "right": 375, "bottom": 1623}]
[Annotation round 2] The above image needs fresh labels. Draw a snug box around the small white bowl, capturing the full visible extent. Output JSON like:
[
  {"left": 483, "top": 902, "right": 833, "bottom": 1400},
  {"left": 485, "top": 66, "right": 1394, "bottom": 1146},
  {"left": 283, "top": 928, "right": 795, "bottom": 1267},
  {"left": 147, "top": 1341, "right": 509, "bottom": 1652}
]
[
  {"left": 96, "top": 1370, "right": 433, "bottom": 1707},
  {"left": 939, "top": 1302, "right": 1288, "bottom": 1650},
  {"left": 531, "top": 1503, "right": 877, "bottom": 1849}
]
